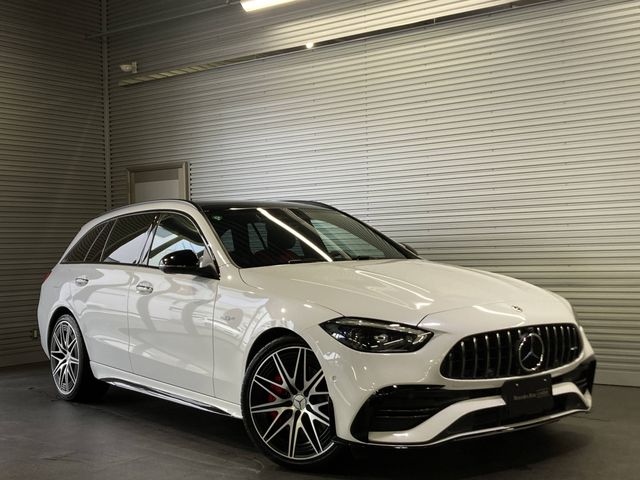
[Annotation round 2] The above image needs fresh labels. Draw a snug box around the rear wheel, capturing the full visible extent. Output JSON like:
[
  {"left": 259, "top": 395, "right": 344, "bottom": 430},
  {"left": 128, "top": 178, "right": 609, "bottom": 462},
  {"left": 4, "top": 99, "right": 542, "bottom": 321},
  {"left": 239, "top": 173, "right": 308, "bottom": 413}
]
[
  {"left": 49, "top": 314, "right": 109, "bottom": 401},
  {"left": 242, "top": 336, "right": 345, "bottom": 469}
]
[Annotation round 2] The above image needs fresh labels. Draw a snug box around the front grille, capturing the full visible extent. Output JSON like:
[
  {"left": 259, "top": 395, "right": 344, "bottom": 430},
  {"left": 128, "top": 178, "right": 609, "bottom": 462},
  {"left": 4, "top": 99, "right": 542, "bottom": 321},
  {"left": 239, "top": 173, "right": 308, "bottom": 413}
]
[{"left": 441, "top": 324, "right": 582, "bottom": 379}]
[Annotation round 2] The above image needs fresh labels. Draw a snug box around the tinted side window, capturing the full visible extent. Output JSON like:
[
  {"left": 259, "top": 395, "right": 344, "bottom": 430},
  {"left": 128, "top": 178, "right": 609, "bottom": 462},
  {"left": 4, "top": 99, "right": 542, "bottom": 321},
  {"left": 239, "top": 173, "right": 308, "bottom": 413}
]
[
  {"left": 102, "top": 214, "right": 156, "bottom": 264},
  {"left": 85, "top": 220, "right": 114, "bottom": 263},
  {"left": 63, "top": 224, "right": 105, "bottom": 263},
  {"left": 147, "top": 214, "right": 206, "bottom": 267}
]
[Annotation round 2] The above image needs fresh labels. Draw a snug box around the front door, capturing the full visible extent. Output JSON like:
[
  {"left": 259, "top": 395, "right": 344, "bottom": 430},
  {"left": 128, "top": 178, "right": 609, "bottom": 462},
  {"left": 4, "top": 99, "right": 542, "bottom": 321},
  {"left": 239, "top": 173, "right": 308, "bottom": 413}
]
[{"left": 128, "top": 212, "right": 217, "bottom": 396}]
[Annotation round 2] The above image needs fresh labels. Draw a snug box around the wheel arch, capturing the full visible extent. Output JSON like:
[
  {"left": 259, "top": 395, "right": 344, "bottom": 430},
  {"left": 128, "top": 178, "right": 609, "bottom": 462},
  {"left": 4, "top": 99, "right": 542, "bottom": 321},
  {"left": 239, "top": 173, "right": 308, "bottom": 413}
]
[
  {"left": 47, "top": 306, "right": 74, "bottom": 352},
  {"left": 245, "top": 327, "right": 306, "bottom": 371}
]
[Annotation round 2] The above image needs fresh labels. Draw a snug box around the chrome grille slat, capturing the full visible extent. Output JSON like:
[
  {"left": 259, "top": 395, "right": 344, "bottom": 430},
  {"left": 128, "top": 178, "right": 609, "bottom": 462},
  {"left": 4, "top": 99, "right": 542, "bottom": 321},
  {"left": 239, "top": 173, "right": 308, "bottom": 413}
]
[
  {"left": 544, "top": 326, "right": 551, "bottom": 370},
  {"left": 552, "top": 326, "right": 559, "bottom": 367},
  {"left": 484, "top": 334, "right": 490, "bottom": 378},
  {"left": 495, "top": 332, "right": 502, "bottom": 377},
  {"left": 535, "top": 326, "right": 544, "bottom": 367},
  {"left": 472, "top": 337, "right": 478, "bottom": 378},
  {"left": 441, "top": 323, "right": 582, "bottom": 380},
  {"left": 516, "top": 329, "right": 523, "bottom": 375},
  {"left": 506, "top": 331, "right": 513, "bottom": 376}
]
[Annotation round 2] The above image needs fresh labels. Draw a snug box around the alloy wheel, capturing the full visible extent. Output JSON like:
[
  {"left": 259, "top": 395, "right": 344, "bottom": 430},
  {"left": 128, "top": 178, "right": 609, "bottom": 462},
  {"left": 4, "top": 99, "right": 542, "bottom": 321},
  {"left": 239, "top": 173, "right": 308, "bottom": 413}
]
[
  {"left": 248, "top": 345, "right": 333, "bottom": 460},
  {"left": 50, "top": 320, "right": 80, "bottom": 395}
]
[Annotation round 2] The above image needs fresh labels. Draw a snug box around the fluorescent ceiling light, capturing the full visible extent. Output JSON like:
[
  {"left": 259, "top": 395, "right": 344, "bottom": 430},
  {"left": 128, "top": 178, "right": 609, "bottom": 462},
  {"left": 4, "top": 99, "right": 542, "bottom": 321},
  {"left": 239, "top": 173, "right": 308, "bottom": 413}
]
[{"left": 241, "top": 0, "right": 299, "bottom": 12}]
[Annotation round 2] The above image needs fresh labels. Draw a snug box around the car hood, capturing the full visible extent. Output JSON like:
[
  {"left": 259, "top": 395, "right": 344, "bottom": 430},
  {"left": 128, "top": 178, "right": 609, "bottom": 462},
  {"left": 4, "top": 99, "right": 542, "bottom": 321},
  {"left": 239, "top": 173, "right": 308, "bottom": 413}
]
[{"left": 238, "top": 259, "right": 566, "bottom": 327}]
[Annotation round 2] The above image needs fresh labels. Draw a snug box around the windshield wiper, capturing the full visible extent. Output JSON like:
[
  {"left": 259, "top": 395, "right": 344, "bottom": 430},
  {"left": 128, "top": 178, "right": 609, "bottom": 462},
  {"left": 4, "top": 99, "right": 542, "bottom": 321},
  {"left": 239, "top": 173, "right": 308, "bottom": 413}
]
[{"left": 287, "top": 258, "right": 326, "bottom": 264}]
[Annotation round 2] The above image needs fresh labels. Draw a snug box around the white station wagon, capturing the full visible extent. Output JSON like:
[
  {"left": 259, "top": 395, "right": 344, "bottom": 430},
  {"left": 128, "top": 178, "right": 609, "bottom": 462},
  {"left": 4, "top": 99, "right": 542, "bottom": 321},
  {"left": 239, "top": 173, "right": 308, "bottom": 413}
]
[{"left": 38, "top": 199, "right": 596, "bottom": 468}]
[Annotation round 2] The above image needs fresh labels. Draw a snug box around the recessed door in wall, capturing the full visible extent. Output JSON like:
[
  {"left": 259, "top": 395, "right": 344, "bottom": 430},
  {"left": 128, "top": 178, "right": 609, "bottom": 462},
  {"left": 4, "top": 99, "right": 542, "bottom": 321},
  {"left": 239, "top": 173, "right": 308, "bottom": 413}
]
[{"left": 127, "top": 163, "right": 189, "bottom": 203}]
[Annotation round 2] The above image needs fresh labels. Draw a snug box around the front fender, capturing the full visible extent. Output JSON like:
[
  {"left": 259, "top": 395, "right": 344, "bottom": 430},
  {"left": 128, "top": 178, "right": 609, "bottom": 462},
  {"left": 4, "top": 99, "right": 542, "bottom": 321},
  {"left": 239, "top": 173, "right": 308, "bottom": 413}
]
[{"left": 212, "top": 267, "right": 342, "bottom": 405}]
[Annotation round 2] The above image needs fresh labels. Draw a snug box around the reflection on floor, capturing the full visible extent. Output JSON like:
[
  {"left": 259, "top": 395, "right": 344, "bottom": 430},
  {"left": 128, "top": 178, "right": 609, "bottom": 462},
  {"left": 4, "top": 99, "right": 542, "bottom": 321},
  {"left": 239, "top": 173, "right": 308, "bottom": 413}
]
[{"left": 0, "top": 363, "right": 638, "bottom": 480}]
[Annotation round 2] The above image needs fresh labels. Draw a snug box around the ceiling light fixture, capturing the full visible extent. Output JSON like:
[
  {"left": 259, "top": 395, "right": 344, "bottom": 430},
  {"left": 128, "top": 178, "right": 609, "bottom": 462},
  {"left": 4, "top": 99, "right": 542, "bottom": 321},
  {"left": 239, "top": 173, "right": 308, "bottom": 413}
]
[
  {"left": 305, "top": 41, "right": 315, "bottom": 49},
  {"left": 240, "top": 0, "right": 299, "bottom": 12}
]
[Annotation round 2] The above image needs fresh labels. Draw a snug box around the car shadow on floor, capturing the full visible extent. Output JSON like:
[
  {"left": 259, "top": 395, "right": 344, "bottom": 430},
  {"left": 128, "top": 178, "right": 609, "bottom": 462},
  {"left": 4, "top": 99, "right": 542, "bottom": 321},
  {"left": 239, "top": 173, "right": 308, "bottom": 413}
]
[
  {"left": 58, "top": 384, "right": 592, "bottom": 479},
  {"left": 333, "top": 426, "right": 591, "bottom": 479}
]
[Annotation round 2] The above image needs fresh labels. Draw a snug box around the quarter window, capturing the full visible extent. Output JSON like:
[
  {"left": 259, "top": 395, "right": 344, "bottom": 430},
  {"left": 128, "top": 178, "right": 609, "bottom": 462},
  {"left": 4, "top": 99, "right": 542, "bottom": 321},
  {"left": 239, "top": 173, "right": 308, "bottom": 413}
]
[
  {"left": 85, "top": 220, "right": 114, "bottom": 263},
  {"left": 102, "top": 214, "right": 156, "bottom": 264},
  {"left": 63, "top": 223, "right": 105, "bottom": 263},
  {"left": 147, "top": 214, "right": 206, "bottom": 268}
]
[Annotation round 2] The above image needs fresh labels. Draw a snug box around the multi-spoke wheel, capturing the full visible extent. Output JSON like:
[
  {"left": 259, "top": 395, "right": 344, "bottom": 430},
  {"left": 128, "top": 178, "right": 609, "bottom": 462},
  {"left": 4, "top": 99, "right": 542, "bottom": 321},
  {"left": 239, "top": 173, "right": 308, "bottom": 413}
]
[
  {"left": 50, "top": 319, "right": 80, "bottom": 394},
  {"left": 242, "top": 336, "right": 344, "bottom": 468},
  {"left": 49, "top": 314, "right": 109, "bottom": 401}
]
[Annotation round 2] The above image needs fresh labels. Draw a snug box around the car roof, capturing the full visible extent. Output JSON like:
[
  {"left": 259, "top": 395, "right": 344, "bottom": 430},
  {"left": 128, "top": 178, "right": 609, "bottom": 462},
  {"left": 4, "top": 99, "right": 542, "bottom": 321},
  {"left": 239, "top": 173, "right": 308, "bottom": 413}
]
[
  {"left": 90, "top": 198, "right": 332, "bottom": 227},
  {"left": 195, "top": 200, "right": 331, "bottom": 210},
  {"left": 89, "top": 199, "right": 332, "bottom": 227}
]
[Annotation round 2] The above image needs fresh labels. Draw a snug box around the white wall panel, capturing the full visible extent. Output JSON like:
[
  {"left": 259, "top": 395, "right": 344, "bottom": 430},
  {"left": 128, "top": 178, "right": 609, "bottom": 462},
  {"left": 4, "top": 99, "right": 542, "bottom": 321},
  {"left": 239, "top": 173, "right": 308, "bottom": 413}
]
[
  {"left": 0, "top": 0, "right": 105, "bottom": 366},
  {"left": 108, "top": 0, "right": 640, "bottom": 386}
]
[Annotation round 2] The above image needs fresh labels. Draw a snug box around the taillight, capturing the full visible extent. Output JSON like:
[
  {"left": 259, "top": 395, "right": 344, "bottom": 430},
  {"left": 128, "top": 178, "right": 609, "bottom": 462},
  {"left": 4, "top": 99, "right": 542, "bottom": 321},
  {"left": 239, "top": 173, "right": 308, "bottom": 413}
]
[{"left": 43, "top": 271, "right": 52, "bottom": 282}]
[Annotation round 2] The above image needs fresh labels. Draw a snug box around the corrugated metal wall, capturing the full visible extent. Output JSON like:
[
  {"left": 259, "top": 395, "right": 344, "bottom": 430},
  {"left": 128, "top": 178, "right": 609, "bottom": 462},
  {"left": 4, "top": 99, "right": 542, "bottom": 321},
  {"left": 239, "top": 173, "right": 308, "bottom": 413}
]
[
  {"left": 107, "top": 0, "right": 640, "bottom": 386},
  {"left": 0, "top": 0, "right": 105, "bottom": 366}
]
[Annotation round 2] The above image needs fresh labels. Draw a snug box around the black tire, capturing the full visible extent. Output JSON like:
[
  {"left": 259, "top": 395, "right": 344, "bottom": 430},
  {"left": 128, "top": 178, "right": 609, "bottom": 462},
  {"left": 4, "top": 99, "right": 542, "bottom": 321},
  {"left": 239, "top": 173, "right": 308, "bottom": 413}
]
[
  {"left": 242, "top": 336, "right": 346, "bottom": 469},
  {"left": 49, "top": 314, "right": 109, "bottom": 402}
]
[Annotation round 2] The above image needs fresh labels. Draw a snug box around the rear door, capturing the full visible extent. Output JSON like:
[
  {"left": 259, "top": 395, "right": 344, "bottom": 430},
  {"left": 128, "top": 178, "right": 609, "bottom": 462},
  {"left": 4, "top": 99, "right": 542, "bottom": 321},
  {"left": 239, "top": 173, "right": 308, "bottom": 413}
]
[
  {"left": 128, "top": 212, "right": 218, "bottom": 396},
  {"left": 71, "top": 213, "right": 156, "bottom": 372}
]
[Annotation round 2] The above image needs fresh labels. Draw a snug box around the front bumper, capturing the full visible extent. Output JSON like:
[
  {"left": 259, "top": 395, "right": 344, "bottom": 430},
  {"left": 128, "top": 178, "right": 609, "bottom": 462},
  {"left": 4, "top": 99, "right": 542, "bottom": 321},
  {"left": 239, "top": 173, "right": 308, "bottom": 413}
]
[
  {"left": 303, "top": 316, "right": 596, "bottom": 446},
  {"left": 353, "top": 358, "right": 594, "bottom": 446}
]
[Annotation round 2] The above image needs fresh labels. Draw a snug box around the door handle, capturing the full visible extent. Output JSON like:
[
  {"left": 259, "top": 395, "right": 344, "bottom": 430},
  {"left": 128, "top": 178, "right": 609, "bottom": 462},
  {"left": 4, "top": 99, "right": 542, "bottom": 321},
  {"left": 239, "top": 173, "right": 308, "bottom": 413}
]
[
  {"left": 75, "top": 276, "right": 89, "bottom": 287},
  {"left": 136, "top": 281, "right": 154, "bottom": 294}
]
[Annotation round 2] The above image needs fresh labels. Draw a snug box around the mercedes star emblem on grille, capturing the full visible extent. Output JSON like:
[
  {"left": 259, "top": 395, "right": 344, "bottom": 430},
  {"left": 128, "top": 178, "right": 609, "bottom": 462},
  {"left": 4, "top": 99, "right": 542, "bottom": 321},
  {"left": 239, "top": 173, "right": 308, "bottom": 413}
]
[{"left": 518, "top": 332, "right": 545, "bottom": 372}]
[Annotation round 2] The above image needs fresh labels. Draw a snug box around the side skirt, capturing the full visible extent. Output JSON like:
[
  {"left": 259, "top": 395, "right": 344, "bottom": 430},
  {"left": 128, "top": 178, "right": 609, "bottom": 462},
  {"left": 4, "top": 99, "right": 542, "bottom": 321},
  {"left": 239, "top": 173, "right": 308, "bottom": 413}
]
[{"left": 90, "top": 361, "right": 242, "bottom": 418}]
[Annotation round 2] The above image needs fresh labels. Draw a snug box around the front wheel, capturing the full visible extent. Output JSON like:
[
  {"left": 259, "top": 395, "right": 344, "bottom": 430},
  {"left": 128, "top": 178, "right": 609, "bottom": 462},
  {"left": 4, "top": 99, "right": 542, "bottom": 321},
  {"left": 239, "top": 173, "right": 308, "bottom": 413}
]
[{"left": 242, "top": 336, "right": 345, "bottom": 469}]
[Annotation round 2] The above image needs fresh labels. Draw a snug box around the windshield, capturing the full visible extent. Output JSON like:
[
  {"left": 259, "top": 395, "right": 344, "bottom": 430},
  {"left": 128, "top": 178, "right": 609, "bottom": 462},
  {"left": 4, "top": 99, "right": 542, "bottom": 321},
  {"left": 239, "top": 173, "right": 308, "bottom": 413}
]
[{"left": 204, "top": 206, "right": 408, "bottom": 268}]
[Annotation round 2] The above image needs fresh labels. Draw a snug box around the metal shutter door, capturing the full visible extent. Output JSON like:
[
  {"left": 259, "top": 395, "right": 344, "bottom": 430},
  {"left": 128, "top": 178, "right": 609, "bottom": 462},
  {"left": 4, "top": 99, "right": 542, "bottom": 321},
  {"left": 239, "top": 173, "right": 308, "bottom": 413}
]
[{"left": 108, "top": 0, "right": 640, "bottom": 386}]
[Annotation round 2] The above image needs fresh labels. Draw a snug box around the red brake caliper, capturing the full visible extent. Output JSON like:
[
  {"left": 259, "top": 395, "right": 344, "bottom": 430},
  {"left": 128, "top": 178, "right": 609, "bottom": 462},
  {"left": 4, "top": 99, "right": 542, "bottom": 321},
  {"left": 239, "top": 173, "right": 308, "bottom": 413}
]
[{"left": 268, "top": 374, "right": 285, "bottom": 419}]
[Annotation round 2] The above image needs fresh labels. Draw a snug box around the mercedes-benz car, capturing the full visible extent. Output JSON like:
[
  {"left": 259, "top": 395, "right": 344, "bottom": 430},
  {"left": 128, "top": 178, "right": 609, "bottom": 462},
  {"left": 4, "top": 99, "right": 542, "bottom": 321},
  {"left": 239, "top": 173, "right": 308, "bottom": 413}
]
[{"left": 38, "top": 199, "right": 596, "bottom": 468}]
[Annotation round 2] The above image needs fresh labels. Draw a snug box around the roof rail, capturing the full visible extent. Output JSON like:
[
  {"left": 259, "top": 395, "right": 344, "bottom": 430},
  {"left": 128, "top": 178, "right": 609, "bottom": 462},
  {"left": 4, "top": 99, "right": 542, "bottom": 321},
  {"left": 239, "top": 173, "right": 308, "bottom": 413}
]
[
  {"left": 284, "top": 199, "right": 334, "bottom": 209},
  {"left": 104, "top": 198, "right": 194, "bottom": 215}
]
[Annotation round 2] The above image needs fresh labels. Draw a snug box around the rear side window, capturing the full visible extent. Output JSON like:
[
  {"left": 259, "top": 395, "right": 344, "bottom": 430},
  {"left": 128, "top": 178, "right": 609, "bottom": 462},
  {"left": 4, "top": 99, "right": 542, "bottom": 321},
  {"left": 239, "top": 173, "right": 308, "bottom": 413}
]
[
  {"left": 102, "top": 213, "right": 156, "bottom": 265},
  {"left": 63, "top": 224, "right": 105, "bottom": 263}
]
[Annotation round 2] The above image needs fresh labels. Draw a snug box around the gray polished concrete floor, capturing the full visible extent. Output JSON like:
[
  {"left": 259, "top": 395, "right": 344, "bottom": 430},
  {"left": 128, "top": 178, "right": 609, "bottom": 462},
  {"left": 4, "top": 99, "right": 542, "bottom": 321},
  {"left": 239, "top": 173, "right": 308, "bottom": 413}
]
[{"left": 1, "top": 363, "right": 638, "bottom": 480}]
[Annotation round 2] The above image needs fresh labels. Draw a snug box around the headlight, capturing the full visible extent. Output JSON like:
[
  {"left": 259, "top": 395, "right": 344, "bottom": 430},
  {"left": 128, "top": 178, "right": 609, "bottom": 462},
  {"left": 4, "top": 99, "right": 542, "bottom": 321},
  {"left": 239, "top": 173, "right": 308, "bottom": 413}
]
[{"left": 320, "top": 318, "right": 433, "bottom": 353}]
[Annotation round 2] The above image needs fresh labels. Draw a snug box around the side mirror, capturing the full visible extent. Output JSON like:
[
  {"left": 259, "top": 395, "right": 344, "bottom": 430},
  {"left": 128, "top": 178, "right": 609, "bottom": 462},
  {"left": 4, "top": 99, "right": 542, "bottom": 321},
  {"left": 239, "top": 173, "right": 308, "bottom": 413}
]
[
  {"left": 402, "top": 243, "right": 419, "bottom": 256},
  {"left": 159, "top": 249, "right": 218, "bottom": 279}
]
